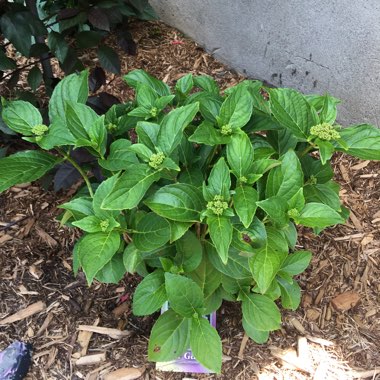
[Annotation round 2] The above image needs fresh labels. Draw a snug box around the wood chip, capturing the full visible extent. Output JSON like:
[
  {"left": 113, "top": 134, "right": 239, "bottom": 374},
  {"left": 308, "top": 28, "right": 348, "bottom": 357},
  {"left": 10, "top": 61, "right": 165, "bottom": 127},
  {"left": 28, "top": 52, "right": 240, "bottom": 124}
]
[
  {"left": 238, "top": 333, "right": 249, "bottom": 359},
  {"left": 77, "top": 325, "right": 131, "bottom": 339},
  {"left": 76, "top": 318, "right": 100, "bottom": 356},
  {"left": 305, "top": 308, "right": 320, "bottom": 321},
  {"left": 112, "top": 302, "right": 129, "bottom": 318},
  {"left": 29, "top": 264, "right": 43, "bottom": 279},
  {"left": 269, "top": 346, "right": 311, "bottom": 373},
  {"left": 36, "top": 312, "right": 54, "bottom": 337},
  {"left": 75, "top": 353, "right": 106, "bottom": 366},
  {"left": 349, "top": 211, "right": 363, "bottom": 231},
  {"left": 331, "top": 291, "right": 361, "bottom": 311},
  {"left": 0, "top": 234, "right": 13, "bottom": 244},
  {"left": 351, "top": 160, "right": 370, "bottom": 170},
  {"left": 289, "top": 317, "right": 306, "bottom": 334},
  {"left": 305, "top": 334, "right": 334, "bottom": 346},
  {"left": 0, "top": 301, "right": 46, "bottom": 325},
  {"left": 35, "top": 225, "right": 58, "bottom": 247},
  {"left": 103, "top": 367, "right": 145, "bottom": 380}
]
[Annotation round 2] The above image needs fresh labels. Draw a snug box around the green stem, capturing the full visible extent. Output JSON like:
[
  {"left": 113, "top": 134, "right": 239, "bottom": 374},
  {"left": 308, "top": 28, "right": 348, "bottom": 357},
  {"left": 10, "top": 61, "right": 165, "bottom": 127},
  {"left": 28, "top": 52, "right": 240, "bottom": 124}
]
[
  {"left": 300, "top": 143, "right": 316, "bottom": 157},
  {"left": 57, "top": 148, "right": 94, "bottom": 197}
]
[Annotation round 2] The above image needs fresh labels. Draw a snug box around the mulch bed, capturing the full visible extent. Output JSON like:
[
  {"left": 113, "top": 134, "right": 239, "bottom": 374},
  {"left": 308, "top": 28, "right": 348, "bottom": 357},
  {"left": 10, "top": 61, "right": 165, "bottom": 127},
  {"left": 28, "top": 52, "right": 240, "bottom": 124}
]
[{"left": 0, "top": 20, "right": 379, "bottom": 380}]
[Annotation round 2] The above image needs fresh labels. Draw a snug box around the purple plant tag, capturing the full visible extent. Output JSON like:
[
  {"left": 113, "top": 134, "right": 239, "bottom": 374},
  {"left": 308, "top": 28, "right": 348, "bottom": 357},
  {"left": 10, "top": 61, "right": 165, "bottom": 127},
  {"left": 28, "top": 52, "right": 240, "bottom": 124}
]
[
  {"left": 156, "top": 302, "right": 217, "bottom": 373},
  {"left": 0, "top": 341, "right": 32, "bottom": 380}
]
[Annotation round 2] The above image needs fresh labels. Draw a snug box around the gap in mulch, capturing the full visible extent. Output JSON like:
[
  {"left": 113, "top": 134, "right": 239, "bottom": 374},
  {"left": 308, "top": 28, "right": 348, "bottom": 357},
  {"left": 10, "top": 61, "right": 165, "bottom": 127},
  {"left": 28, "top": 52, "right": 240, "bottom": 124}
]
[{"left": 1, "top": 20, "right": 380, "bottom": 380}]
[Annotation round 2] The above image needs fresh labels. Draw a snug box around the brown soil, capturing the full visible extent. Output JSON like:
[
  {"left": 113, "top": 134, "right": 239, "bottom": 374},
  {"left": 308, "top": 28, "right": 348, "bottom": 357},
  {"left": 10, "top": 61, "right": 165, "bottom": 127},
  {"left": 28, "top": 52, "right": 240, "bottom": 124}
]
[{"left": 1, "top": 20, "right": 380, "bottom": 380}]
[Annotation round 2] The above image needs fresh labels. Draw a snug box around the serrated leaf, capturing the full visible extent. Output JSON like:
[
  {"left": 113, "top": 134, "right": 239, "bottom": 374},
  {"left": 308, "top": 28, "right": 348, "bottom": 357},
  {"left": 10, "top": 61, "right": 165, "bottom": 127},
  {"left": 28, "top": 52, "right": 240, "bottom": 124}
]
[
  {"left": 167, "top": 220, "right": 193, "bottom": 243},
  {"left": 148, "top": 309, "right": 190, "bottom": 361},
  {"left": 190, "top": 317, "right": 222, "bottom": 373},
  {"left": 75, "top": 231, "right": 120, "bottom": 284},
  {"left": 133, "top": 270, "right": 167, "bottom": 315},
  {"left": 242, "top": 316, "right": 269, "bottom": 343},
  {"left": 49, "top": 70, "right": 89, "bottom": 121},
  {"left": 145, "top": 183, "right": 204, "bottom": 222},
  {"left": 188, "top": 120, "right": 231, "bottom": 146},
  {"left": 296, "top": 202, "right": 345, "bottom": 228},
  {"left": 266, "top": 149, "right": 303, "bottom": 200},
  {"left": 269, "top": 88, "right": 317, "bottom": 140},
  {"left": 165, "top": 273, "right": 204, "bottom": 317},
  {"left": 124, "top": 69, "right": 171, "bottom": 96},
  {"left": 102, "top": 165, "right": 160, "bottom": 210},
  {"left": 98, "top": 45, "right": 121, "bottom": 74},
  {"left": 280, "top": 250, "right": 312, "bottom": 276},
  {"left": 99, "top": 139, "right": 138, "bottom": 171},
  {"left": 2, "top": 100, "right": 42, "bottom": 136},
  {"left": 227, "top": 131, "right": 254, "bottom": 178},
  {"left": 0, "top": 151, "right": 60, "bottom": 192},
  {"left": 95, "top": 252, "right": 125, "bottom": 283},
  {"left": 204, "top": 157, "right": 231, "bottom": 201},
  {"left": 249, "top": 228, "right": 288, "bottom": 293},
  {"left": 157, "top": 103, "right": 199, "bottom": 155},
  {"left": 241, "top": 290, "right": 281, "bottom": 331},
  {"left": 27, "top": 66, "right": 42, "bottom": 92},
  {"left": 174, "top": 231, "right": 203, "bottom": 272},
  {"left": 208, "top": 215, "right": 233, "bottom": 264},
  {"left": 277, "top": 277, "right": 301, "bottom": 310},
  {"left": 257, "top": 195, "right": 288, "bottom": 228},
  {"left": 133, "top": 213, "right": 170, "bottom": 251},
  {"left": 234, "top": 184, "right": 258, "bottom": 228},
  {"left": 176, "top": 73, "right": 193, "bottom": 95}
]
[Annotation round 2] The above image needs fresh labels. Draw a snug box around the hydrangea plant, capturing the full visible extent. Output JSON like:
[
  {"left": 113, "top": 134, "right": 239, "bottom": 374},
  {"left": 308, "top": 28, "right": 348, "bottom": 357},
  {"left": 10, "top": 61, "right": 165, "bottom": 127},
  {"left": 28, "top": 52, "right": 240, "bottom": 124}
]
[{"left": 1, "top": 70, "right": 380, "bottom": 372}]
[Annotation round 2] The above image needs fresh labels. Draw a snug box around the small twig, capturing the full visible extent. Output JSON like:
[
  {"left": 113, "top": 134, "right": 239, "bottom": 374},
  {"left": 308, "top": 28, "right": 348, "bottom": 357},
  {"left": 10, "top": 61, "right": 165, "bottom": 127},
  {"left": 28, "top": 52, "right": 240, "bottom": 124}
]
[{"left": 0, "top": 216, "right": 29, "bottom": 232}]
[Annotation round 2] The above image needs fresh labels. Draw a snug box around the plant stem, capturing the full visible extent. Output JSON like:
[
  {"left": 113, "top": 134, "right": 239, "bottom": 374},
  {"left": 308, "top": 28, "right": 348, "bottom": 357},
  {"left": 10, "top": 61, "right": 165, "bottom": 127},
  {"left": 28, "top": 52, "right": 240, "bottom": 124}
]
[
  {"left": 300, "top": 143, "right": 316, "bottom": 157},
  {"left": 57, "top": 148, "right": 94, "bottom": 197}
]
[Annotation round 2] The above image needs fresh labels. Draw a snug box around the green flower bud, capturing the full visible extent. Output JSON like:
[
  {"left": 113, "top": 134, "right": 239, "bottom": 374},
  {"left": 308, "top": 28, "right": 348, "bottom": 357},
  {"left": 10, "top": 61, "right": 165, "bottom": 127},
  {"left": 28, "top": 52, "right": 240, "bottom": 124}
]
[
  {"left": 149, "top": 152, "right": 166, "bottom": 169},
  {"left": 220, "top": 124, "right": 233, "bottom": 136},
  {"left": 239, "top": 176, "right": 248, "bottom": 184},
  {"left": 107, "top": 123, "right": 117, "bottom": 132},
  {"left": 31, "top": 124, "right": 48, "bottom": 136},
  {"left": 150, "top": 107, "right": 158, "bottom": 117},
  {"left": 207, "top": 195, "right": 229, "bottom": 216},
  {"left": 310, "top": 123, "right": 341, "bottom": 141},
  {"left": 100, "top": 220, "right": 109, "bottom": 232},
  {"left": 288, "top": 208, "right": 300, "bottom": 219},
  {"left": 309, "top": 175, "right": 317, "bottom": 185}
]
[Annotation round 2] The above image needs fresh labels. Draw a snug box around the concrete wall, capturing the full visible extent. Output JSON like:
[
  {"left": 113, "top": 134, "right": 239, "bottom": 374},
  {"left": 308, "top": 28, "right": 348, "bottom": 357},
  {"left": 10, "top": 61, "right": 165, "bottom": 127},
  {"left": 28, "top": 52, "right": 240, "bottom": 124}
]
[{"left": 150, "top": 0, "right": 380, "bottom": 126}]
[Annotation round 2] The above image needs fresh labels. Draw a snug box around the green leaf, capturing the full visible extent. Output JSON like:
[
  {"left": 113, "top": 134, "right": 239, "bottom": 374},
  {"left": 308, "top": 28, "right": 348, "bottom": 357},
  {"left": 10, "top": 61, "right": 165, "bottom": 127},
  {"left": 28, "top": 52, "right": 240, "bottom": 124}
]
[
  {"left": 65, "top": 101, "right": 97, "bottom": 142},
  {"left": 242, "top": 317, "right": 269, "bottom": 343},
  {"left": 48, "top": 31, "right": 69, "bottom": 63},
  {"left": 241, "top": 291, "right": 281, "bottom": 331},
  {"left": 193, "top": 75, "right": 219, "bottom": 94},
  {"left": 278, "top": 277, "right": 301, "bottom": 310},
  {"left": 204, "top": 157, "right": 231, "bottom": 200},
  {"left": 165, "top": 273, "right": 204, "bottom": 317},
  {"left": 319, "top": 94, "right": 340, "bottom": 124},
  {"left": 75, "top": 231, "right": 120, "bottom": 284},
  {"left": 0, "top": 49, "right": 17, "bottom": 70},
  {"left": 234, "top": 184, "right": 258, "bottom": 228},
  {"left": 157, "top": 103, "right": 199, "bottom": 155},
  {"left": 98, "top": 45, "right": 121, "bottom": 74},
  {"left": 123, "top": 243, "right": 147, "bottom": 275},
  {"left": 99, "top": 139, "right": 138, "bottom": 171},
  {"left": 206, "top": 241, "right": 251, "bottom": 279},
  {"left": 163, "top": 220, "right": 190, "bottom": 243},
  {"left": 27, "top": 66, "right": 42, "bottom": 92},
  {"left": 49, "top": 71, "right": 89, "bottom": 121},
  {"left": 249, "top": 228, "right": 288, "bottom": 293},
  {"left": 136, "top": 83, "right": 158, "bottom": 108},
  {"left": 136, "top": 121, "right": 160, "bottom": 150},
  {"left": 218, "top": 85, "right": 253, "bottom": 129},
  {"left": 175, "top": 231, "right": 203, "bottom": 272},
  {"left": 58, "top": 197, "right": 93, "bottom": 221},
  {"left": 301, "top": 155, "right": 333, "bottom": 184},
  {"left": 296, "top": 203, "right": 345, "bottom": 228},
  {"left": 335, "top": 124, "right": 380, "bottom": 160},
  {"left": 176, "top": 73, "right": 193, "bottom": 95},
  {"left": 266, "top": 149, "right": 303, "bottom": 200},
  {"left": 266, "top": 128, "right": 298, "bottom": 155},
  {"left": 250, "top": 158, "right": 281, "bottom": 176},
  {"left": 316, "top": 139, "right": 334, "bottom": 165},
  {"left": 188, "top": 120, "right": 231, "bottom": 146},
  {"left": 145, "top": 183, "right": 204, "bottom": 222},
  {"left": 2, "top": 100, "right": 42, "bottom": 135},
  {"left": 227, "top": 131, "right": 254, "bottom": 178},
  {"left": 190, "top": 317, "right": 222, "bottom": 373},
  {"left": 188, "top": 256, "right": 221, "bottom": 298},
  {"left": 133, "top": 270, "right": 167, "bottom": 315},
  {"left": 208, "top": 216, "right": 233, "bottom": 264},
  {"left": 0, "top": 151, "right": 60, "bottom": 192},
  {"left": 269, "top": 88, "right": 318, "bottom": 140},
  {"left": 76, "top": 31, "right": 104, "bottom": 48},
  {"left": 36, "top": 118, "right": 75, "bottom": 150},
  {"left": 124, "top": 69, "right": 171, "bottom": 97},
  {"left": 148, "top": 309, "right": 190, "bottom": 361},
  {"left": 280, "top": 250, "right": 312, "bottom": 276},
  {"left": 256, "top": 196, "right": 288, "bottom": 228},
  {"left": 95, "top": 252, "right": 125, "bottom": 284},
  {"left": 102, "top": 165, "right": 160, "bottom": 210},
  {"left": 303, "top": 182, "right": 341, "bottom": 211},
  {"left": 133, "top": 213, "right": 170, "bottom": 252},
  {"left": 287, "top": 188, "right": 305, "bottom": 211}
]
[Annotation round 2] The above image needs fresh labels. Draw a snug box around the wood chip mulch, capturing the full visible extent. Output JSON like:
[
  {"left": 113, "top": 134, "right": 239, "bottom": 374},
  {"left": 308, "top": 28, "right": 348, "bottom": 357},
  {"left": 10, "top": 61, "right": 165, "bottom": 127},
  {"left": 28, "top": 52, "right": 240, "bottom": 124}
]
[{"left": 0, "top": 20, "right": 379, "bottom": 380}]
